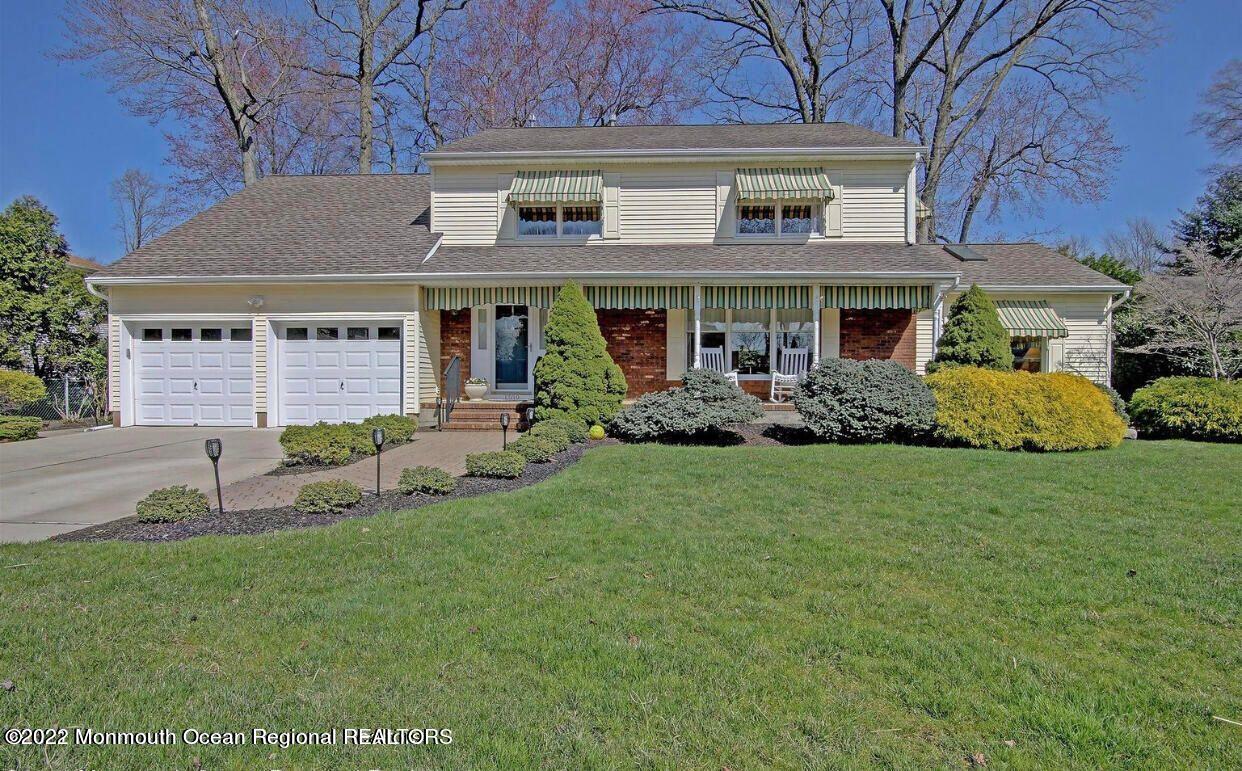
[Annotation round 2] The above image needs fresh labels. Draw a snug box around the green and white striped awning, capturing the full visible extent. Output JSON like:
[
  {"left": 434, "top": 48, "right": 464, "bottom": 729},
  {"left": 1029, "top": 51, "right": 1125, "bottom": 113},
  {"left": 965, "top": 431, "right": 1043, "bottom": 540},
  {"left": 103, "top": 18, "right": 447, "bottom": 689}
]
[
  {"left": 820, "top": 285, "right": 932, "bottom": 310},
  {"left": 508, "top": 170, "right": 603, "bottom": 204},
  {"left": 736, "top": 168, "right": 834, "bottom": 201},
  {"left": 424, "top": 285, "right": 692, "bottom": 310},
  {"left": 701, "top": 285, "right": 812, "bottom": 309},
  {"left": 995, "top": 300, "right": 1068, "bottom": 338}
]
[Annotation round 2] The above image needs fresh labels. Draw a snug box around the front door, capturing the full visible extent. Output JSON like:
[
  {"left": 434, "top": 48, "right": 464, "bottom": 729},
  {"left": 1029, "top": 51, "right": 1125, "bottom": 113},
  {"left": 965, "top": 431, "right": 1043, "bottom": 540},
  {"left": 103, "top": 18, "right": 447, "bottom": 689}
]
[{"left": 494, "top": 305, "right": 529, "bottom": 390}]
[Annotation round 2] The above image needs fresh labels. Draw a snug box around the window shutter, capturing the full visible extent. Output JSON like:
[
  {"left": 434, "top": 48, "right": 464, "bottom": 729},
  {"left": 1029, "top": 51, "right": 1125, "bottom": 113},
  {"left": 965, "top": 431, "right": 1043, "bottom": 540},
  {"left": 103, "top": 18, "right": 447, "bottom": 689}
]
[
  {"left": 716, "top": 171, "right": 735, "bottom": 238},
  {"left": 497, "top": 173, "right": 516, "bottom": 240},
  {"left": 603, "top": 172, "right": 621, "bottom": 239},
  {"left": 824, "top": 184, "right": 843, "bottom": 237}
]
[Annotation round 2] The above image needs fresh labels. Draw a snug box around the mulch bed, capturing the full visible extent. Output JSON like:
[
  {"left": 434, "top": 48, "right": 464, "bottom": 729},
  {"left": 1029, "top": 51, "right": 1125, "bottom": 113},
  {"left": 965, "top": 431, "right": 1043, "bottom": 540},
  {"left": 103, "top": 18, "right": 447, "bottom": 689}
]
[{"left": 56, "top": 441, "right": 605, "bottom": 544}]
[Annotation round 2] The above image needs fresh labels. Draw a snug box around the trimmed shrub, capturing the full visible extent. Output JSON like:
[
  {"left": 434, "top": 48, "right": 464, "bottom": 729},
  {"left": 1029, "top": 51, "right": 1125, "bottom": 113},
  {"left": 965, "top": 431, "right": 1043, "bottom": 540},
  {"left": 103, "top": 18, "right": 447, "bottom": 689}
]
[
  {"left": 1096, "top": 383, "right": 1130, "bottom": 426},
  {"left": 0, "top": 370, "right": 46, "bottom": 413},
  {"left": 0, "top": 415, "right": 42, "bottom": 441},
  {"left": 533, "top": 282, "right": 627, "bottom": 425},
  {"left": 279, "top": 422, "right": 374, "bottom": 466},
  {"left": 588, "top": 424, "right": 606, "bottom": 440},
  {"left": 793, "top": 359, "right": 936, "bottom": 443},
  {"left": 527, "top": 421, "right": 573, "bottom": 451},
  {"left": 609, "top": 368, "right": 763, "bottom": 442},
  {"left": 930, "top": 285, "right": 1013, "bottom": 371},
  {"left": 136, "top": 485, "right": 209, "bottom": 523},
  {"left": 1129, "top": 377, "right": 1242, "bottom": 442},
  {"left": 926, "top": 367, "right": 1125, "bottom": 451},
  {"left": 294, "top": 479, "right": 363, "bottom": 514},
  {"left": 510, "top": 434, "right": 561, "bottom": 463},
  {"left": 466, "top": 450, "right": 527, "bottom": 479},
  {"left": 398, "top": 465, "right": 458, "bottom": 495},
  {"left": 362, "top": 413, "right": 418, "bottom": 445},
  {"left": 537, "top": 415, "right": 589, "bottom": 444}
]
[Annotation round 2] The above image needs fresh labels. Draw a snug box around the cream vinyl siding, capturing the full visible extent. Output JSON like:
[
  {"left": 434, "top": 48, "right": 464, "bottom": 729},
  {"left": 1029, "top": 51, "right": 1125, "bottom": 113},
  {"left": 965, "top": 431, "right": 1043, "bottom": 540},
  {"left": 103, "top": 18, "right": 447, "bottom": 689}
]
[
  {"left": 253, "top": 316, "right": 268, "bottom": 412},
  {"left": 836, "top": 165, "right": 908, "bottom": 241},
  {"left": 108, "top": 315, "right": 122, "bottom": 412},
  {"left": 618, "top": 170, "right": 719, "bottom": 243},
  {"left": 403, "top": 313, "right": 420, "bottom": 415},
  {"left": 419, "top": 310, "right": 441, "bottom": 403},
  {"left": 432, "top": 170, "right": 499, "bottom": 244},
  {"left": 915, "top": 309, "right": 935, "bottom": 373}
]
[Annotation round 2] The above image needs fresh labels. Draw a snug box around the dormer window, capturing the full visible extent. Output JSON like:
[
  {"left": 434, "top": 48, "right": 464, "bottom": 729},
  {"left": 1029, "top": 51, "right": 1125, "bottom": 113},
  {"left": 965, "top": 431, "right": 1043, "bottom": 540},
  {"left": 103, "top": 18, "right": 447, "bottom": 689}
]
[
  {"left": 517, "top": 204, "right": 602, "bottom": 237},
  {"left": 518, "top": 206, "right": 558, "bottom": 236},
  {"left": 509, "top": 169, "right": 604, "bottom": 240},
  {"left": 737, "top": 202, "right": 819, "bottom": 236},
  {"left": 735, "top": 167, "right": 833, "bottom": 238}
]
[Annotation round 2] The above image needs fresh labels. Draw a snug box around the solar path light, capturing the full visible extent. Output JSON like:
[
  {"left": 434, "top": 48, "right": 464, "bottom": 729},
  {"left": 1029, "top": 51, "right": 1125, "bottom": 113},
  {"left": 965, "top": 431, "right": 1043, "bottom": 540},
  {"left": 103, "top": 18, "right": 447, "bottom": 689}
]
[
  {"left": 371, "top": 427, "right": 385, "bottom": 496},
  {"left": 204, "top": 438, "right": 224, "bottom": 514},
  {"left": 500, "top": 412, "right": 510, "bottom": 449}
]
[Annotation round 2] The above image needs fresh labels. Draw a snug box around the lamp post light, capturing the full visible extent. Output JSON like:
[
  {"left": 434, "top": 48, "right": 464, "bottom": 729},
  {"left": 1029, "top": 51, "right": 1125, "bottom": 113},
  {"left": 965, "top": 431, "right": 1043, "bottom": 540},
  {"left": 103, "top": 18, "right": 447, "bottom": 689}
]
[
  {"left": 525, "top": 406, "right": 535, "bottom": 431},
  {"left": 204, "top": 438, "right": 224, "bottom": 514},
  {"left": 371, "top": 427, "right": 385, "bottom": 496},
  {"left": 500, "top": 412, "right": 511, "bottom": 449}
]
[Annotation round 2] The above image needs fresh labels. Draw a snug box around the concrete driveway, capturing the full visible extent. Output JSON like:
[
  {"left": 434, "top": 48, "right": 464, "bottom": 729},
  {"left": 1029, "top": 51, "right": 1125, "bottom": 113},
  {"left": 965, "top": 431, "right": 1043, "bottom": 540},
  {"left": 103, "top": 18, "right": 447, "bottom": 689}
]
[{"left": 0, "top": 427, "right": 283, "bottom": 543}]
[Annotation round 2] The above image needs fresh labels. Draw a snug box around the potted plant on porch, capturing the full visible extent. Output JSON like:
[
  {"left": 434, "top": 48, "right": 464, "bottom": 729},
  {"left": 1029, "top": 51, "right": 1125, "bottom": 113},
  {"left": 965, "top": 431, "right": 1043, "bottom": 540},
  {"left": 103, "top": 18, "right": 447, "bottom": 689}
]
[{"left": 464, "top": 377, "right": 488, "bottom": 401}]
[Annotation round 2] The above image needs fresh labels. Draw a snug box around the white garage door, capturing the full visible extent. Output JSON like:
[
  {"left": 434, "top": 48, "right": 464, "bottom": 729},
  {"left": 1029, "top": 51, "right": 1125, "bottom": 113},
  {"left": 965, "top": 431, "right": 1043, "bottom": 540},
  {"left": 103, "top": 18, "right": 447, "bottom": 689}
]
[
  {"left": 135, "top": 325, "right": 254, "bottom": 426},
  {"left": 277, "top": 322, "right": 402, "bottom": 425}
]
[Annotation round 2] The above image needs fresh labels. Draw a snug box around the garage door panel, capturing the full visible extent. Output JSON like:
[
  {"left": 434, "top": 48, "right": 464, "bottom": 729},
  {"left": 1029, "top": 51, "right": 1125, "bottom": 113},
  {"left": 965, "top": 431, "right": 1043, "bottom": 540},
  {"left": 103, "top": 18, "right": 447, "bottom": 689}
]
[
  {"left": 168, "top": 352, "right": 195, "bottom": 368},
  {"left": 345, "top": 351, "right": 371, "bottom": 368},
  {"left": 376, "top": 378, "right": 400, "bottom": 395},
  {"left": 276, "top": 323, "right": 402, "bottom": 425},
  {"left": 135, "top": 326, "right": 252, "bottom": 426},
  {"left": 376, "top": 351, "right": 400, "bottom": 367},
  {"left": 314, "top": 351, "right": 341, "bottom": 367},
  {"left": 198, "top": 378, "right": 225, "bottom": 395}
]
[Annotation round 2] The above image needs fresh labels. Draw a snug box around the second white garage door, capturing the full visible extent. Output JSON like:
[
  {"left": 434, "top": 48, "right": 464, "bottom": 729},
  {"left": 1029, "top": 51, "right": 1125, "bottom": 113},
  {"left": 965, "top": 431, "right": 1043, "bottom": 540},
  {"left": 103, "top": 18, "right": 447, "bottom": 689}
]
[{"left": 276, "top": 322, "right": 402, "bottom": 425}]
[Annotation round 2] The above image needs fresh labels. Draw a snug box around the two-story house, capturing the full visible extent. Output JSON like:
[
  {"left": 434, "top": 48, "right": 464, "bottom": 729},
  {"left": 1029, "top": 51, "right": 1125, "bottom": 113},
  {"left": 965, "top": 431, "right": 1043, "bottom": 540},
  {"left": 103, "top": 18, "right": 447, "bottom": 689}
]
[{"left": 87, "top": 123, "right": 1128, "bottom": 428}]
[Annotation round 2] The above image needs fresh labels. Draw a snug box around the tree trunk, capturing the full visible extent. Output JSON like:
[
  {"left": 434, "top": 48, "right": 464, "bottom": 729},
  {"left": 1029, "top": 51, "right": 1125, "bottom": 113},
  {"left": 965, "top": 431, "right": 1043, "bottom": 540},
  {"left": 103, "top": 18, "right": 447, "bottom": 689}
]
[
  {"left": 359, "top": 76, "right": 373, "bottom": 174},
  {"left": 240, "top": 120, "right": 258, "bottom": 186}
]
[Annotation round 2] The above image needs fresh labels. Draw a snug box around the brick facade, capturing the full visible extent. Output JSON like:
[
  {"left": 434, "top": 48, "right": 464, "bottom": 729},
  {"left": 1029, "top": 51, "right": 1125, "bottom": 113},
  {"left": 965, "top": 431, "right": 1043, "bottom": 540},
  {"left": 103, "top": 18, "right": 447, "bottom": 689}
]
[
  {"left": 439, "top": 309, "right": 472, "bottom": 394},
  {"left": 839, "top": 309, "right": 917, "bottom": 369},
  {"left": 596, "top": 309, "right": 675, "bottom": 396}
]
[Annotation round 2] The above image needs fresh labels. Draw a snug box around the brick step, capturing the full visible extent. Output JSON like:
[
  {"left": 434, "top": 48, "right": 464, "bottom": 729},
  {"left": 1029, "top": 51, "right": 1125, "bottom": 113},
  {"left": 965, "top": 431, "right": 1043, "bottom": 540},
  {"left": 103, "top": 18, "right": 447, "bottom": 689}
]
[
  {"left": 439, "top": 421, "right": 525, "bottom": 432},
  {"left": 763, "top": 402, "right": 796, "bottom": 411}
]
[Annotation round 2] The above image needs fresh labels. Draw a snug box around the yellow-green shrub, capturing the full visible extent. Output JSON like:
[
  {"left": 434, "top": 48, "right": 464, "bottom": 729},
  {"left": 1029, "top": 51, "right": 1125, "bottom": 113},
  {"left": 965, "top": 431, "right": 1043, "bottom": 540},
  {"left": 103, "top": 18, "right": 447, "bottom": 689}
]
[
  {"left": 1129, "top": 377, "right": 1242, "bottom": 442},
  {"left": 926, "top": 367, "right": 1125, "bottom": 451}
]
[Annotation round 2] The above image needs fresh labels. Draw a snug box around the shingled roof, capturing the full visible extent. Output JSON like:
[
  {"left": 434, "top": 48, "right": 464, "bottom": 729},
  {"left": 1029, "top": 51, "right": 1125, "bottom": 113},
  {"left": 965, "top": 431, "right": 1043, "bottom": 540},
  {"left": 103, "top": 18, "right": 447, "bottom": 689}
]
[
  {"left": 91, "top": 172, "right": 1124, "bottom": 290},
  {"left": 425, "top": 123, "right": 921, "bottom": 156}
]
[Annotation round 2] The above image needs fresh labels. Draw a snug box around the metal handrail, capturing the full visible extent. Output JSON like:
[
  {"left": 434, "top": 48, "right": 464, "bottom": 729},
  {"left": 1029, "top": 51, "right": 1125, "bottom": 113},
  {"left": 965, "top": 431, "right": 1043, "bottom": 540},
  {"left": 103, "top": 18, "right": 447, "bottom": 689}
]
[{"left": 440, "top": 355, "right": 461, "bottom": 427}]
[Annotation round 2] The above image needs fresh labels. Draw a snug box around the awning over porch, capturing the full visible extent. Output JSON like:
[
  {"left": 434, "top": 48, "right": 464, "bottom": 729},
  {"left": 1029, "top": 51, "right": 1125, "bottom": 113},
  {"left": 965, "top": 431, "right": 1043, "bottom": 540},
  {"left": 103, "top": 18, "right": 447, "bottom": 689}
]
[
  {"left": 821, "top": 285, "right": 931, "bottom": 310},
  {"left": 995, "top": 299, "right": 1068, "bottom": 338},
  {"left": 735, "top": 168, "right": 834, "bottom": 201},
  {"left": 424, "top": 285, "right": 693, "bottom": 310},
  {"left": 507, "top": 170, "right": 603, "bottom": 204},
  {"left": 424, "top": 284, "right": 935, "bottom": 311}
]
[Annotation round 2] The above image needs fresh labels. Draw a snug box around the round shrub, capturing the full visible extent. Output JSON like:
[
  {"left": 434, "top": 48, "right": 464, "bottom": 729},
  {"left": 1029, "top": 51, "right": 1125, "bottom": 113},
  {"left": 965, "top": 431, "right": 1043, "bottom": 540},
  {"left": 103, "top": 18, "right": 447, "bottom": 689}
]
[
  {"left": 1129, "top": 377, "right": 1242, "bottom": 442},
  {"left": 589, "top": 424, "right": 606, "bottom": 440},
  {"left": 279, "top": 422, "right": 374, "bottom": 466},
  {"left": 509, "top": 434, "right": 560, "bottom": 463},
  {"left": 1095, "top": 383, "right": 1130, "bottom": 425},
  {"left": 533, "top": 282, "right": 627, "bottom": 425},
  {"left": 528, "top": 421, "right": 573, "bottom": 451},
  {"left": 537, "top": 415, "right": 589, "bottom": 444},
  {"left": 0, "top": 370, "right": 46, "bottom": 413},
  {"left": 136, "top": 485, "right": 209, "bottom": 523},
  {"left": 609, "top": 368, "right": 763, "bottom": 442},
  {"left": 398, "top": 465, "right": 457, "bottom": 495},
  {"left": 0, "top": 415, "right": 42, "bottom": 441},
  {"left": 294, "top": 479, "right": 363, "bottom": 514},
  {"left": 466, "top": 450, "right": 527, "bottom": 479},
  {"left": 362, "top": 413, "right": 418, "bottom": 445},
  {"left": 793, "top": 359, "right": 936, "bottom": 443},
  {"left": 926, "top": 367, "right": 1125, "bottom": 451}
]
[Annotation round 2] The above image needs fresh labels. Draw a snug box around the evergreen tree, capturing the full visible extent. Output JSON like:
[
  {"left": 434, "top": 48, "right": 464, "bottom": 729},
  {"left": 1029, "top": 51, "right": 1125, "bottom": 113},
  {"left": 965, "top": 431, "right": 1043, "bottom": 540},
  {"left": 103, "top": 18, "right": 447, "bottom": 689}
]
[
  {"left": 931, "top": 285, "right": 1014, "bottom": 371},
  {"left": 533, "top": 282, "right": 627, "bottom": 424},
  {"left": 1171, "top": 167, "right": 1241, "bottom": 267}
]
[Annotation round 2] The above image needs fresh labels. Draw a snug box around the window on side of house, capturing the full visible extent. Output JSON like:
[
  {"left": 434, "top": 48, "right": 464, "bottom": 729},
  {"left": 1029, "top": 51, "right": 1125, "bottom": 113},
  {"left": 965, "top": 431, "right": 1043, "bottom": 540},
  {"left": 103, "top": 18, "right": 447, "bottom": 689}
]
[
  {"left": 1012, "top": 336, "right": 1043, "bottom": 372},
  {"left": 781, "top": 204, "right": 817, "bottom": 234},
  {"left": 517, "top": 206, "right": 558, "bottom": 237},
  {"left": 561, "top": 205, "right": 602, "bottom": 236},
  {"left": 517, "top": 204, "right": 602, "bottom": 238},
  {"left": 737, "top": 201, "right": 820, "bottom": 236},
  {"left": 737, "top": 204, "right": 776, "bottom": 235}
]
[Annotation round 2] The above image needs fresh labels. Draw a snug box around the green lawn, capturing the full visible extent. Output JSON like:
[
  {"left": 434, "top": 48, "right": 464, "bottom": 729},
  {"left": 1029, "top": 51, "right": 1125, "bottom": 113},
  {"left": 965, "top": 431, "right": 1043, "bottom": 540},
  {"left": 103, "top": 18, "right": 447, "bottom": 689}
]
[{"left": 2, "top": 441, "right": 1239, "bottom": 769}]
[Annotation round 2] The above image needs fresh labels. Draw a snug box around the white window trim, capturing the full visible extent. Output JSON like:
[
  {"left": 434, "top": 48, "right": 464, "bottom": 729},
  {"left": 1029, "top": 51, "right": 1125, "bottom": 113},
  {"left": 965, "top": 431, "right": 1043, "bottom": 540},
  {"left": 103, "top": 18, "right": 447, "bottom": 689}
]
[
  {"left": 735, "top": 199, "right": 822, "bottom": 238},
  {"left": 686, "top": 307, "right": 815, "bottom": 380},
  {"left": 515, "top": 203, "right": 603, "bottom": 241}
]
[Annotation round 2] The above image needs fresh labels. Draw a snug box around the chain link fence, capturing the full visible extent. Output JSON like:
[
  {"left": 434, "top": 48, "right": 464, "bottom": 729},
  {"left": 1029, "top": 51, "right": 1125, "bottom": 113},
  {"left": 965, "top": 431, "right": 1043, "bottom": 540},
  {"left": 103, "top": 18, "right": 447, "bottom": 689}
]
[{"left": 11, "top": 377, "right": 108, "bottom": 425}]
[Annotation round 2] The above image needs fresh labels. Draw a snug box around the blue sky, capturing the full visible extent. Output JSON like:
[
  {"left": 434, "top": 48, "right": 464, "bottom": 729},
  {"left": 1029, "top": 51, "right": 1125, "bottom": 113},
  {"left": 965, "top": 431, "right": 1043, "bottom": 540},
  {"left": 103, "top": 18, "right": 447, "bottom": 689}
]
[{"left": 1, "top": 0, "right": 1238, "bottom": 263}]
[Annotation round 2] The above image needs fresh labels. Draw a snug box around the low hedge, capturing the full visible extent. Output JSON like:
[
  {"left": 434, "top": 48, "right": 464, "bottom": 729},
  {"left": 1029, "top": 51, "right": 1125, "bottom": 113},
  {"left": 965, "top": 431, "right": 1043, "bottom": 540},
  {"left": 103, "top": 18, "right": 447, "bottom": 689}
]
[
  {"left": 1129, "top": 377, "right": 1242, "bottom": 442},
  {"left": 0, "top": 370, "right": 46, "bottom": 413},
  {"left": 362, "top": 413, "right": 418, "bottom": 445},
  {"left": 279, "top": 415, "right": 418, "bottom": 466},
  {"left": 527, "top": 422, "right": 573, "bottom": 452},
  {"left": 0, "top": 415, "right": 42, "bottom": 442},
  {"left": 793, "top": 359, "right": 936, "bottom": 443},
  {"left": 466, "top": 451, "right": 526, "bottom": 479},
  {"left": 294, "top": 479, "right": 363, "bottom": 514},
  {"left": 398, "top": 466, "right": 458, "bottom": 495},
  {"left": 509, "top": 434, "right": 561, "bottom": 463},
  {"left": 136, "top": 485, "right": 209, "bottom": 523},
  {"left": 609, "top": 369, "right": 763, "bottom": 442},
  {"left": 926, "top": 367, "right": 1125, "bottom": 451},
  {"left": 535, "top": 415, "right": 589, "bottom": 444}
]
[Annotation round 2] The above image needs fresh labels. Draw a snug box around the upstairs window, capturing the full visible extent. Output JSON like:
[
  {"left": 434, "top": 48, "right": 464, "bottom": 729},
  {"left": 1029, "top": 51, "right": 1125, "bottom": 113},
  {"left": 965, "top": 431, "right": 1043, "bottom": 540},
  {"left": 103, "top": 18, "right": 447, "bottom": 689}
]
[
  {"left": 517, "top": 204, "right": 601, "bottom": 238},
  {"left": 737, "top": 204, "right": 775, "bottom": 235},
  {"left": 737, "top": 201, "right": 819, "bottom": 236}
]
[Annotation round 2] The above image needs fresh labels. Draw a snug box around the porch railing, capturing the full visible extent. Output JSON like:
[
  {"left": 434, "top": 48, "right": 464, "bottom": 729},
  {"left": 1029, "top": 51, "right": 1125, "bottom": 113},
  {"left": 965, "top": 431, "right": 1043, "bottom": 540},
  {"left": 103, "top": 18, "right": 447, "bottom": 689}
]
[{"left": 438, "top": 355, "right": 461, "bottom": 428}]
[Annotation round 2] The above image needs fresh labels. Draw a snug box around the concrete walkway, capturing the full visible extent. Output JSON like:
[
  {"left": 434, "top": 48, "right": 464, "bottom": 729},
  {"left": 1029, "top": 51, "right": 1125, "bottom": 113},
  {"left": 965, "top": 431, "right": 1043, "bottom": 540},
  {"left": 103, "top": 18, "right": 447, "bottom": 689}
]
[{"left": 219, "top": 431, "right": 503, "bottom": 510}]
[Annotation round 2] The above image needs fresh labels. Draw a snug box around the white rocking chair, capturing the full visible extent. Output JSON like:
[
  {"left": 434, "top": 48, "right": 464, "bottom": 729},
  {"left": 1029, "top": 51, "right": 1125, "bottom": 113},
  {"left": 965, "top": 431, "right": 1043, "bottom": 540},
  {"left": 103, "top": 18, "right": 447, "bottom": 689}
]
[
  {"left": 699, "top": 347, "right": 739, "bottom": 386},
  {"left": 770, "top": 347, "right": 810, "bottom": 402}
]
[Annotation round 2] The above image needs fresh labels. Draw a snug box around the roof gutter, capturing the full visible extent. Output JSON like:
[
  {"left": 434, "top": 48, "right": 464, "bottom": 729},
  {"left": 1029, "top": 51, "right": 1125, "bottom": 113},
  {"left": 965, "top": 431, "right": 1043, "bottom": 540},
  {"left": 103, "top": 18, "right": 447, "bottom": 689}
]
[
  {"left": 975, "top": 284, "right": 1132, "bottom": 293},
  {"left": 424, "top": 146, "right": 928, "bottom": 165},
  {"left": 87, "top": 270, "right": 962, "bottom": 286}
]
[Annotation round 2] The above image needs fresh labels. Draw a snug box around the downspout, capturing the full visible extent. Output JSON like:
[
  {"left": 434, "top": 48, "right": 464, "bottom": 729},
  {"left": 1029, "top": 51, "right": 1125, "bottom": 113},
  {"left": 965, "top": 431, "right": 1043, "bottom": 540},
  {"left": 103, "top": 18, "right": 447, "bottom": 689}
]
[
  {"left": 1104, "top": 289, "right": 1133, "bottom": 387},
  {"left": 85, "top": 278, "right": 109, "bottom": 301}
]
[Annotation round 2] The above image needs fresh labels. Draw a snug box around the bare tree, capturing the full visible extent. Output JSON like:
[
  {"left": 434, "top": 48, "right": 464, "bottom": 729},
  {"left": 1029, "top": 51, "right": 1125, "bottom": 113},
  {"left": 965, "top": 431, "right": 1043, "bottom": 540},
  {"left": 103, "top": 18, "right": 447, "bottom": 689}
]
[
  {"left": 652, "top": 0, "right": 875, "bottom": 123},
  {"left": 110, "top": 169, "right": 183, "bottom": 252},
  {"left": 1124, "top": 243, "right": 1242, "bottom": 379},
  {"left": 303, "top": 0, "right": 466, "bottom": 173},
  {"left": 62, "top": 0, "right": 304, "bottom": 187},
  {"left": 1102, "top": 218, "right": 1167, "bottom": 275},
  {"left": 1192, "top": 58, "right": 1242, "bottom": 157}
]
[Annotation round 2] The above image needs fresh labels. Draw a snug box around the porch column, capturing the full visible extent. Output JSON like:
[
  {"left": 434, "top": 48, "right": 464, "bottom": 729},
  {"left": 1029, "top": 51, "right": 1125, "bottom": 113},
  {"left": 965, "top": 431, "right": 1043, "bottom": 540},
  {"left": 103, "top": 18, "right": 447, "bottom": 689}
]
[
  {"left": 692, "top": 285, "right": 702, "bottom": 367},
  {"left": 930, "top": 282, "right": 950, "bottom": 357},
  {"left": 811, "top": 285, "right": 821, "bottom": 365}
]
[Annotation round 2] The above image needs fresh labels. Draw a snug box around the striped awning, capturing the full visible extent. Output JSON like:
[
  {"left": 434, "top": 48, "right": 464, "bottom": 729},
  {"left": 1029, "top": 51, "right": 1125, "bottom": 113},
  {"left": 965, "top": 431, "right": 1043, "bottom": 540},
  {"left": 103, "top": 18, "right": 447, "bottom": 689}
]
[
  {"left": 701, "top": 285, "right": 812, "bottom": 309},
  {"left": 820, "top": 285, "right": 932, "bottom": 310},
  {"left": 508, "top": 170, "right": 603, "bottom": 204},
  {"left": 995, "top": 300, "right": 1068, "bottom": 338},
  {"left": 736, "top": 168, "right": 834, "bottom": 201},
  {"left": 424, "top": 286, "right": 692, "bottom": 310}
]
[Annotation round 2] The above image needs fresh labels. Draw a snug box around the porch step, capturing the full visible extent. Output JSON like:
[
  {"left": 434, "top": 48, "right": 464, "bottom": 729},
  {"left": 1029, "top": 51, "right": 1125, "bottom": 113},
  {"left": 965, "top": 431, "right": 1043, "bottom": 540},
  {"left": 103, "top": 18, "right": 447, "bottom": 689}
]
[
  {"left": 439, "top": 421, "right": 525, "bottom": 432},
  {"left": 763, "top": 402, "right": 796, "bottom": 412},
  {"left": 421, "top": 400, "right": 533, "bottom": 431}
]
